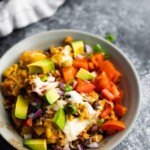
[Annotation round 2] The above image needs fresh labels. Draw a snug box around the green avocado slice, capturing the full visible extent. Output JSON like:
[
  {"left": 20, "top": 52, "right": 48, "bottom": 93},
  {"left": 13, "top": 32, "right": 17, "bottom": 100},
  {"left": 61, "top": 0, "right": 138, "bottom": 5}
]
[
  {"left": 24, "top": 139, "right": 47, "bottom": 150},
  {"left": 27, "top": 59, "right": 55, "bottom": 74},
  {"left": 15, "top": 95, "right": 29, "bottom": 120},
  {"left": 43, "top": 88, "right": 60, "bottom": 105},
  {"left": 71, "top": 41, "right": 84, "bottom": 56},
  {"left": 76, "top": 68, "right": 95, "bottom": 80},
  {"left": 52, "top": 108, "right": 66, "bottom": 130}
]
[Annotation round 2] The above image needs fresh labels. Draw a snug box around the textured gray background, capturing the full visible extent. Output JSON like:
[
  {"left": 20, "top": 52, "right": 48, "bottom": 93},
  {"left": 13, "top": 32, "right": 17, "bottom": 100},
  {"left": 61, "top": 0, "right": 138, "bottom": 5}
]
[{"left": 0, "top": 0, "right": 150, "bottom": 149}]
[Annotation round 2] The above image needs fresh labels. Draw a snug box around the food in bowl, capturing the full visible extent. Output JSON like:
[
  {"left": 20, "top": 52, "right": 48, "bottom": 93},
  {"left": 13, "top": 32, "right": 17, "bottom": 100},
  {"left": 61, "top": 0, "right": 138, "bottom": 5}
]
[{"left": 1, "top": 36, "right": 127, "bottom": 150}]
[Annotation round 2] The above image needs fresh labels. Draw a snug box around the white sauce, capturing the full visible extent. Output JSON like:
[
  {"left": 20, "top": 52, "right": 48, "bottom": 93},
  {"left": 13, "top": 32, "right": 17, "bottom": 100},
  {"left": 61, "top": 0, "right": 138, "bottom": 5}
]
[
  {"left": 65, "top": 91, "right": 97, "bottom": 118},
  {"left": 63, "top": 91, "right": 99, "bottom": 143},
  {"left": 61, "top": 46, "right": 73, "bottom": 64},
  {"left": 31, "top": 76, "right": 59, "bottom": 96},
  {"left": 63, "top": 118, "right": 96, "bottom": 142},
  {"left": 48, "top": 99, "right": 67, "bottom": 111}
]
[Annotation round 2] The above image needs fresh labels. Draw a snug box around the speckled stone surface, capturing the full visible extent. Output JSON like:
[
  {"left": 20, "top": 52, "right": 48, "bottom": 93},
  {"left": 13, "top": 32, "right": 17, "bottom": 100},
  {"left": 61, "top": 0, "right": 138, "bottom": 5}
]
[{"left": 0, "top": 0, "right": 150, "bottom": 149}]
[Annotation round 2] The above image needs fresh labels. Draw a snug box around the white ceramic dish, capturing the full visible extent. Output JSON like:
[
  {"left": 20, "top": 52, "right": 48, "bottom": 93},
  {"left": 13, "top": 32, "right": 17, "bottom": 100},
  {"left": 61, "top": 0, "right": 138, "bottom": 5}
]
[{"left": 0, "top": 29, "right": 141, "bottom": 150}]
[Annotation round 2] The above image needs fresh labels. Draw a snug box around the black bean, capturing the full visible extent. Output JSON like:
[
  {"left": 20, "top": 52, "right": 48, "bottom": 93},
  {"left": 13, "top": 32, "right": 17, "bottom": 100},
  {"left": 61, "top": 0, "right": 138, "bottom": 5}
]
[
  {"left": 65, "top": 94, "right": 71, "bottom": 98},
  {"left": 92, "top": 100, "right": 100, "bottom": 110},
  {"left": 20, "top": 87, "right": 27, "bottom": 96},
  {"left": 88, "top": 125, "right": 99, "bottom": 135}
]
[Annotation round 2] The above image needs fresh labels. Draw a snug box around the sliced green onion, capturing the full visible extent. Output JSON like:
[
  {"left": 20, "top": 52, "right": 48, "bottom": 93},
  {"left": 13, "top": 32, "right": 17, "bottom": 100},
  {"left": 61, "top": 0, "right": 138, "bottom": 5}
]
[
  {"left": 98, "top": 118, "right": 105, "bottom": 124},
  {"left": 105, "top": 33, "right": 115, "bottom": 43},
  {"left": 86, "top": 52, "right": 93, "bottom": 58},
  {"left": 66, "top": 79, "right": 75, "bottom": 85},
  {"left": 64, "top": 104, "right": 77, "bottom": 115},
  {"left": 93, "top": 44, "right": 110, "bottom": 59},
  {"left": 40, "top": 75, "right": 48, "bottom": 82},
  {"left": 64, "top": 85, "right": 73, "bottom": 92}
]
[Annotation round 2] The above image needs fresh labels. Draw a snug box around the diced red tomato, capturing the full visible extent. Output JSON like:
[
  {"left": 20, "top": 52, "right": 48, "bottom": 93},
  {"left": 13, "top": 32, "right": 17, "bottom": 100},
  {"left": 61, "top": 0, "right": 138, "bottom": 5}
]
[
  {"left": 114, "top": 90, "right": 124, "bottom": 103},
  {"left": 100, "top": 60, "right": 121, "bottom": 83},
  {"left": 100, "top": 120, "right": 126, "bottom": 135},
  {"left": 109, "top": 81, "right": 120, "bottom": 100},
  {"left": 114, "top": 103, "right": 127, "bottom": 117},
  {"left": 75, "top": 79, "right": 95, "bottom": 93},
  {"left": 62, "top": 66, "right": 77, "bottom": 83},
  {"left": 25, "top": 118, "right": 33, "bottom": 127},
  {"left": 73, "top": 58, "right": 89, "bottom": 70},
  {"left": 94, "top": 71, "right": 110, "bottom": 91},
  {"left": 100, "top": 103, "right": 112, "bottom": 118},
  {"left": 91, "top": 53, "right": 104, "bottom": 71},
  {"left": 101, "top": 89, "right": 115, "bottom": 101}
]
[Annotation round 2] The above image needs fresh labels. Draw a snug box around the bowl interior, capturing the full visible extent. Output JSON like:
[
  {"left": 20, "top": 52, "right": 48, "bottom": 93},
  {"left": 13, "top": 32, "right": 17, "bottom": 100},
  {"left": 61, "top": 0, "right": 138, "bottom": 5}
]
[{"left": 0, "top": 30, "right": 141, "bottom": 150}]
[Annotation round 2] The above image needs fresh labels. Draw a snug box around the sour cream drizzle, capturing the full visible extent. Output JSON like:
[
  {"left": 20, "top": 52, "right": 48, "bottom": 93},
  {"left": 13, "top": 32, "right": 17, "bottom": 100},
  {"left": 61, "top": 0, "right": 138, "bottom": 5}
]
[
  {"left": 31, "top": 76, "right": 59, "bottom": 96},
  {"left": 63, "top": 91, "right": 99, "bottom": 143}
]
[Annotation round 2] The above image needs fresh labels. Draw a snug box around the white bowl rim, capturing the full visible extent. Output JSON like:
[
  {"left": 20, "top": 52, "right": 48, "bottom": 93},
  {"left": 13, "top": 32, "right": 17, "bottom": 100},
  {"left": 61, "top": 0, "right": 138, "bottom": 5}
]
[{"left": 0, "top": 29, "right": 141, "bottom": 150}]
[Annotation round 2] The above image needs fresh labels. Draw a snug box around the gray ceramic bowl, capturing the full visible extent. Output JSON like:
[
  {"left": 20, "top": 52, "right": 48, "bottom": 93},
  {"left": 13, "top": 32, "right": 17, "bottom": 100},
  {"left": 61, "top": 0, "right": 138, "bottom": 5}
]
[{"left": 0, "top": 29, "right": 141, "bottom": 150}]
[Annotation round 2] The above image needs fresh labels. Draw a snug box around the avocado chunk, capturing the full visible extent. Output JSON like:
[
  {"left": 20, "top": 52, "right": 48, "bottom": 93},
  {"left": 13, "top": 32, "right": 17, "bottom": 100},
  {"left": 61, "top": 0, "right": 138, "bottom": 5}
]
[
  {"left": 76, "top": 68, "right": 95, "bottom": 80},
  {"left": 27, "top": 59, "right": 55, "bottom": 74},
  {"left": 15, "top": 95, "right": 29, "bottom": 119},
  {"left": 43, "top": 88, "right": 60, "bottom": 105},
  {"left": 52, "top": 108, "right": 66, "bottom": 130},
  {"left": 71, "top": 41, "right": 84, "bottom": 56},
  {"left": 24, "top": 139, "right": 47, "bottom": 150}
]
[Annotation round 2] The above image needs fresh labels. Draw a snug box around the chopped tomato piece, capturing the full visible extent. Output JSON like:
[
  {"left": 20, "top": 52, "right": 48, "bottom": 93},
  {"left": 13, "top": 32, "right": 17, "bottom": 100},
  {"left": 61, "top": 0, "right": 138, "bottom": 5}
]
[
  {"left": 73, "top": 58, "right": 89, "bottom": 70},
  {"left": 91, "top": 53, "right": 104, "bottom": 70},
  {"left": 88, "top": 61, "right": 95, "bottom": 71},
  {"left": 114, "top": 103, "right": 127, "bottom": 117},
  {"left": 101, "top": 89, "right": 115, "bottom": 101},
  {"left": 100, "top": 120, "right": 126, "bottom": 135},
  {"left": 100, "top": 103, "right": 112, "bottom": 118},
  {"left": 62, "top": 66, "right": 77, "bottom": 82},
  {"left": 114, "top": 90, "right": 124, "bottom": 103},
  {"left": 109, "top": 81, "right": 120, "bottom": 99},
  {"left": 94, "top": 71, "right": 110, "bottom": 91},
  {"left": 100, "top": 60, "right": 121, "bottom": 83},
  {"left": 75, "top": 79, "right": 95, "bottom": 93},
  {"left": 25, "top": 118, "right": 33, "bottom": 127}
]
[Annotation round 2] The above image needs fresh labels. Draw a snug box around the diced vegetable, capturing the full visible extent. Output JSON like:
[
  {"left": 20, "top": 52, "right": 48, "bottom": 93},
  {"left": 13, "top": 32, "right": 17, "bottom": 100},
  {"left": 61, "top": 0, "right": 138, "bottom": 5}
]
[
  {"left": 15, "top": 95, "right": 29, "bottom": 120},
  {"left": 75, "top": 79, "right": 95, "bottom": 93},
  {"left": 109, "top": 82, "right": 120, "bottom": 99},
  {"left": 101, "top": 89, "right": 115, "bottom": 101},
  {"left": 93, "top": 44, "right": 110, "bottom": 59},
  {"left": 40, "top": 75, "right": 48, "bottom": 82},
  {"left": 94, "top": 71, "right": 110, "bottom": 91},
  {"left": 27, "top": 59, "right": 55, "bottom": 74},
  {"left": 62, "top": 66, "right": 77, "bottom": 82},
  {"left": 43, "top": 88, "right": 60, "bottom": 105},
  {"left": 64, "top": 104, "right": 77, "bottom": 115},
  {"left": 115, "top": 90, "right": 124, "bottom": 103},
  {"left": 91, "top": 53, "right": 104, "bottom": 69},
  {"left": 73, "top": 58, "right": 89, "bottom": 70},
  {"left": 114, "top": 103, "right": 127, "bottom": 117},
  {"left": 25, "top": 118, "right": 33, "bottom": 127},
  {"left": 64, "top": 85, "right": 73, "bottom": 92},
  {"left": 76, "top": 68, "right": 95, "bottom": 80},
  {"left": 71, "top": 41, "right": 84, "bottom": 56},
  {"left": 52, "top": 108, "right": 66, "bottom": 130},
  {"left": 100, "top": 60, "right": 121, "bottom": 83},
  {"left": 24, "top": 139, "right": 47, "bottom": 150},
  {"left": 100, "top": 120, "right": 126, "bottom": 135},
  {"left": 98, "top": 119, "right": 105, "bottom": 124},
  {"left": 100, "top": 103, "right": 112, "bottom": 118}
]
